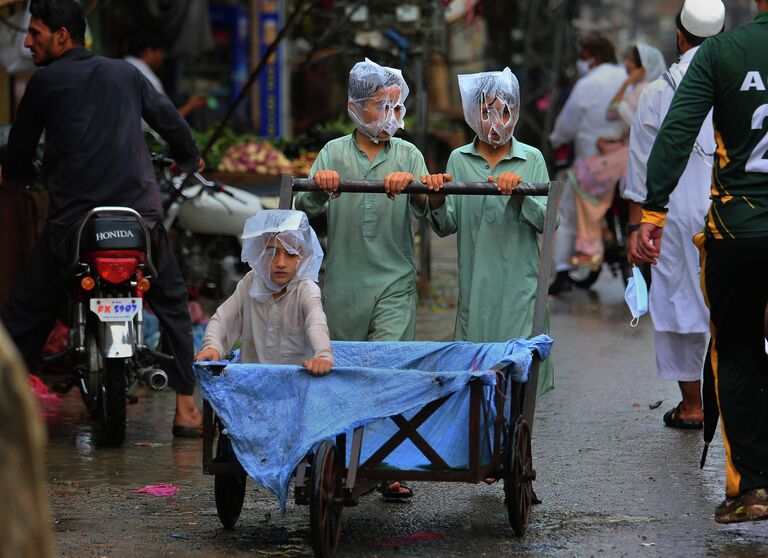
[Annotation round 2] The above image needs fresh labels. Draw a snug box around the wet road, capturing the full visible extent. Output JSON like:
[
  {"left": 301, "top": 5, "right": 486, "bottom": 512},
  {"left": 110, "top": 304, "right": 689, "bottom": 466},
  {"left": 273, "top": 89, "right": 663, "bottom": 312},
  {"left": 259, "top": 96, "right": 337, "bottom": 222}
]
[{"left": 44, "top": 238, "right": 768, "bottom": 557}]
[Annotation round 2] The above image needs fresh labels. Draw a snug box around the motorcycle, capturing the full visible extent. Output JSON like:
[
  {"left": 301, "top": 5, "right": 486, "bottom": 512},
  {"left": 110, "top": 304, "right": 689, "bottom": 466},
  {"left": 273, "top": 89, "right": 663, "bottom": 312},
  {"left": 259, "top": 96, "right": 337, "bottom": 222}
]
[
  {"left": 567, "top": 189, "right": 632, "bottom": 289},
  {"left": 154, "top": 156, "right": 263, "bottom": 302},
  {"left": 550, "top": 142, "right": 633, "bottom": 292},
  {"left": 43, "top": 207, "right": 174, "bottom": 446}
]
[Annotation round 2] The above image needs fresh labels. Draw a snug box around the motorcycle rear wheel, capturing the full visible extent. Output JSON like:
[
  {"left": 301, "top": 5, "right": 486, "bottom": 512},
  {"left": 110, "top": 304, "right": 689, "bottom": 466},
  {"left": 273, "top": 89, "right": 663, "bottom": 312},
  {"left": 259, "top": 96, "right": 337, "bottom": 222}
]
[{"left": 97, "top": 358, "right": 127, "bottom": 447}]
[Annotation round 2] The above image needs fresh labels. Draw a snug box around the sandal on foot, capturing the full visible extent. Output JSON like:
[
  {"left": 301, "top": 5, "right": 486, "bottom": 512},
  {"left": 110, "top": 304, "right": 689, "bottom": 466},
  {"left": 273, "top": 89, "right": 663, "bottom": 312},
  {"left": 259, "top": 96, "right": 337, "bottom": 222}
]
[
  {"left": 172, "top": 424, "right": 203, "bottom": 438},
  {"left": 742, "top": 489, "right": 768, "bottom": 522},
  {"left": 715, "top": 490, "right": 768, "bottom": 523},
  {"left": 662, "top": 403, "right": 703, "bottom": 430},
  {"left": 378, "top": 481, "right": 413, "bottom": 501}
]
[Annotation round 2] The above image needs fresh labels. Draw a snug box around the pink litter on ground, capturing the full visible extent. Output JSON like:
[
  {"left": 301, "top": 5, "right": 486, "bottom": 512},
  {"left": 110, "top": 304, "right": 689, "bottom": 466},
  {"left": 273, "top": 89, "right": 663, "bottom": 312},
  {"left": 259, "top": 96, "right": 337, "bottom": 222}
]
[
  {"left": 28, "top": 374, "right": 61, "bottom": 417},
  {"left": 29, "top": 374, "right": 60, "bottom": 403},
  {"left": 374, "top": 530, "right": 450, "bottom": 548},
  {"left": 132, "top": 484, "right": 179, "bottom": 497}
]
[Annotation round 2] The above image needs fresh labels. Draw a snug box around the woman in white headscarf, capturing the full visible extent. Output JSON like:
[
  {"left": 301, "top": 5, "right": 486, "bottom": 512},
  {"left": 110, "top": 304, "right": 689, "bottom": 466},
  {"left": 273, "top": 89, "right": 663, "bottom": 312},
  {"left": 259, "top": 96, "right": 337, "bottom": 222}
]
[
  {"left": 569, "top": 43, "right": 666, "bottom": 266},
  {"left": 608, "top": 43, "right": 668, "bottom": 127}
]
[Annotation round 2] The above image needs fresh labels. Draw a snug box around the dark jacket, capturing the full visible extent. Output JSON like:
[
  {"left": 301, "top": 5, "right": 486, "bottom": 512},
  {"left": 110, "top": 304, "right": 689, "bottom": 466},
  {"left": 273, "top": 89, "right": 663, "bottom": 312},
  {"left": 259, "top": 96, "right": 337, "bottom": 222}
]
[{"left": 3, "top": 47, "right": 200, "bottom": 244}]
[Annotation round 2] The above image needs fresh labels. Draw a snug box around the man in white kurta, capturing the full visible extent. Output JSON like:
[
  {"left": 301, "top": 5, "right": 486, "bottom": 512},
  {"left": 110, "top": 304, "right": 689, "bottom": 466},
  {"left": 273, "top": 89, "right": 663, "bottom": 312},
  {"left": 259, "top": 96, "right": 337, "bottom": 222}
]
[{"left": 624, "top": 1, "right": 724, "bottom": 427}]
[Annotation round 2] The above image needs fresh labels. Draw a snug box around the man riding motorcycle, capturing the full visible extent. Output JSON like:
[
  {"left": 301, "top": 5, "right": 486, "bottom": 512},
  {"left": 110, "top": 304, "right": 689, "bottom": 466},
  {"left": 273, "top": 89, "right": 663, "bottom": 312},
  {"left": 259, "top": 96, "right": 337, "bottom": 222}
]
[{"left": 1, "top": 0, "right": 204, "bottom": 437}]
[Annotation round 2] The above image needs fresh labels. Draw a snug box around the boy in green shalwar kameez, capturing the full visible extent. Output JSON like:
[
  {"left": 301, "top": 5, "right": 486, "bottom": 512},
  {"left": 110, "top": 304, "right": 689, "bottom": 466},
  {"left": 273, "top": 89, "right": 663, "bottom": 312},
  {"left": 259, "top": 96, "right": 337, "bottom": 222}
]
[
  {"left": 296, "top": 59, "right": 434, "bottom": 343},
  {"left": 295, "top": 59, "right": 444, "bottom": 499},
  {"left": 424, "top": 68, "right": 554, "bottom": 395}
]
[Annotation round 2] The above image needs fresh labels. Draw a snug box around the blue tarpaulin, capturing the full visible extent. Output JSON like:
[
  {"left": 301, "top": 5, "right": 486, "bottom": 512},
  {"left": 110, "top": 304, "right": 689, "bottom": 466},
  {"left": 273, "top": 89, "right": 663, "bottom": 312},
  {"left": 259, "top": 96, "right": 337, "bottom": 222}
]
[{"left": 196, "top": 335, "right": 552, "bottom": 509}]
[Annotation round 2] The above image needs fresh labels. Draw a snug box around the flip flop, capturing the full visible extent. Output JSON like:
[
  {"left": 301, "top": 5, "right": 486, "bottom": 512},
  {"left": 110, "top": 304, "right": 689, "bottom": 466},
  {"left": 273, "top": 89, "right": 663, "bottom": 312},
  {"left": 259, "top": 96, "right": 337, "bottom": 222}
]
[
  {"left": 378, "top": 481, "right": 413, "bottom": 501},
  {"left": 663, "top": 403, "right": 703, "bottom": 430},
  {"left": 172, "top": 424, "right": 203, "bottom": 438}
]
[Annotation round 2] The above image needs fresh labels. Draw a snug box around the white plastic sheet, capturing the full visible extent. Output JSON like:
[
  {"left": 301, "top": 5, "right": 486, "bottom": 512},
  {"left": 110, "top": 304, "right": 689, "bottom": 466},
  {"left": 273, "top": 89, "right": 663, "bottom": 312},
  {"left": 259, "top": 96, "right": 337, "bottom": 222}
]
[
  {"left": 240, "top": 210, "right": 323, "bottom": 301},
  {"left": 347, "top": 58, "right": 409, "bottom": 143},
  {"left": 458, "top": 67, "right": 520, "bottom": 147}
]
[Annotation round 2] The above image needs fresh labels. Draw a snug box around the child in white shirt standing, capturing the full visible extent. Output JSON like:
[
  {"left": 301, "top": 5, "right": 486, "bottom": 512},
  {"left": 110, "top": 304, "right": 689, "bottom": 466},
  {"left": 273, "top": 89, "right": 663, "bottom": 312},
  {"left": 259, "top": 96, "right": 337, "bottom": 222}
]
[{"left": 195, "top": 210, "right": 333, "bottom": 375}]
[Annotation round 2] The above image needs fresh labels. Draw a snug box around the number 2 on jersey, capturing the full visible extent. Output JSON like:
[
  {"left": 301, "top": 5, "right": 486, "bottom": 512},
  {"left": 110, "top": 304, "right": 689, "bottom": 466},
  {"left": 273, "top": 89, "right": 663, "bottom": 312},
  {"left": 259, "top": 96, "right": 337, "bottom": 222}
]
[{"left": 747, "top": 104, "right": 768, "bottom": 173}]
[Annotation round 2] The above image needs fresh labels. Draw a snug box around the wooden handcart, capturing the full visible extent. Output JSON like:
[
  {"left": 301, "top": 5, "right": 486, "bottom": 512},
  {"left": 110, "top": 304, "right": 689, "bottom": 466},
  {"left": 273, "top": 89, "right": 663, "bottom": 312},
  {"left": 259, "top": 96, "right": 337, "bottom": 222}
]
[{"left": 201, "top": 176, "right": 563, "bottom": 557}]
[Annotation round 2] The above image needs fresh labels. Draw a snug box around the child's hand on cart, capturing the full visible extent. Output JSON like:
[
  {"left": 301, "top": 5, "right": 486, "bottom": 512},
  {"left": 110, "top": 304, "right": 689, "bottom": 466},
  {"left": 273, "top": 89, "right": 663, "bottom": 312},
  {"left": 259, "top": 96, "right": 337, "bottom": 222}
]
[
  {"left": 195, "top": 347, "right": 221, "bottom": 361},
  {"left": 420, "top": 172, "right": 452, "bottom": 191},
  {"left": 383, "top": 171, "right": 414, "bottom": 199},
  {"left": 313, "top": 170, "right": 341, "bottom": 199},
  {"left": 303, "top": 357, "right": 333, "bottom": 376},
  {"left": 385, "top": 172, "right": 453, "bottom": 201},
  {"left": 490, "top": 172, "right": 523, "bottom": 204},
  {"left": 419, "top": 173, "right": 452, "bottom": 208}
]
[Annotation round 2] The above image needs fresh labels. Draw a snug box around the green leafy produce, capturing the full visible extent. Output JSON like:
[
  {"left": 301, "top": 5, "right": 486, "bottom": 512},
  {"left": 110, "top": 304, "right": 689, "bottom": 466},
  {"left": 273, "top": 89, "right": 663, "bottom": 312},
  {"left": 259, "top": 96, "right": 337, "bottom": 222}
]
[{"left": 191, "top": 127, "right": 243, "bottom": 170}]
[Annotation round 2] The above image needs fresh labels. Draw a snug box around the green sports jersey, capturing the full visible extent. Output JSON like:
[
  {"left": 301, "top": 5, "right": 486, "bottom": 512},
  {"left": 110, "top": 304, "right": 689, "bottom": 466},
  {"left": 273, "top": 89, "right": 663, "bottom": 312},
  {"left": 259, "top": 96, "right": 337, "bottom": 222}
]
[{"left": 644, "top": 12, "right": 768, "bottom": 238}]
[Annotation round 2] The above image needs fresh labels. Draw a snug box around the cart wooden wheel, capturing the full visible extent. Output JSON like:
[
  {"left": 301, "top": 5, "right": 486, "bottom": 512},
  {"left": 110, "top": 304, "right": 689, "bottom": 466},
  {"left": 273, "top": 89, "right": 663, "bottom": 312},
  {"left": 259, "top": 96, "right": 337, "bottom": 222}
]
[
  {"left": 309, "top": 440, "right": 343, "bottom": 558},
  {"left": 504, "top": 417, "right": 535, "bottom": 536},
  {"left": 214, "top": 434, "right": 246, "bottom": 530}
]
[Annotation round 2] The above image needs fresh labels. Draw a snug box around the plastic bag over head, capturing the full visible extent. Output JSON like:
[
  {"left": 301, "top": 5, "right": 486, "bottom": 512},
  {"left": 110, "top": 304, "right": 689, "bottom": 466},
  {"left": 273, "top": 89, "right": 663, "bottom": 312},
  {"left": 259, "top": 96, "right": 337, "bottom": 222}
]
[
  {"left": 241, "top": 210, "right": 323, "bottom": 301},
  {"left": 347, "top": 58, "right": 409, "bottom": 144},
  {"left": 458, "top": 68, "right": 520, "bottom": 148}
]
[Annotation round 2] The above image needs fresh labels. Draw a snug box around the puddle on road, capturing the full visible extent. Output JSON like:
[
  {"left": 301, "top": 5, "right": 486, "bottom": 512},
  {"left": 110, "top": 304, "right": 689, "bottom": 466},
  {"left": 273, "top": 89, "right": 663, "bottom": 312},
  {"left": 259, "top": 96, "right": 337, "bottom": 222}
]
[{"left": 44, "top": 388, "right": 202, "bottom": 486}]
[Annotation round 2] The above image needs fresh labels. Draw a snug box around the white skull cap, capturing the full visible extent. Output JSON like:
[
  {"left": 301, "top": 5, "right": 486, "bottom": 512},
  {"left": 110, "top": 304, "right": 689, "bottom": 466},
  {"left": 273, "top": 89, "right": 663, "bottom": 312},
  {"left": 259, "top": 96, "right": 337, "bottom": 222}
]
[
  {"left": 680, "top": 0, "right": 725, "bottom": 38},
  {"left": 240, "top": 210, "right": 324, "bottom": 301}
]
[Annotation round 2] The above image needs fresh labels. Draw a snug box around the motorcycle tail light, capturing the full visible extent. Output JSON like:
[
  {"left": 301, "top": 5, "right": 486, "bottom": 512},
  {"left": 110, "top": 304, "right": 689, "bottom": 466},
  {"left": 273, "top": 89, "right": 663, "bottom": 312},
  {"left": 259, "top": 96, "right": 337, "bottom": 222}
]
[
  {"left": 93, "top": 257, "right": 138, "bottom": 284},
  {"left": 137, "top": 277, "right": 151, "bottom": 293},
  {"left": 80, "top": 276, "right": 95, "bottom": 291}
]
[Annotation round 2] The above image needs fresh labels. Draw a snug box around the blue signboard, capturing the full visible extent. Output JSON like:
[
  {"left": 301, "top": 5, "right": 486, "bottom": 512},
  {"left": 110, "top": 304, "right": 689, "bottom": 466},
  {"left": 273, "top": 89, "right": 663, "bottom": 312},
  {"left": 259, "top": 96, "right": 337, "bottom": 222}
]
[
  {"left": 258, "top": 1, "right": 282, "bottom": 138},
  {"left": 209, "top": 6, "right": 250, "bottom": 107}
]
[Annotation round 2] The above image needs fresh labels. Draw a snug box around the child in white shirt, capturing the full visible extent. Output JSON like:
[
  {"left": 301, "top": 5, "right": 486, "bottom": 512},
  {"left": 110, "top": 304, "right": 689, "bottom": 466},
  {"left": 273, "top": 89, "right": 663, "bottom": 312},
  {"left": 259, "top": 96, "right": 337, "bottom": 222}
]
[{"left": 195, "top": 210, "right": 333, "bottom": 375}]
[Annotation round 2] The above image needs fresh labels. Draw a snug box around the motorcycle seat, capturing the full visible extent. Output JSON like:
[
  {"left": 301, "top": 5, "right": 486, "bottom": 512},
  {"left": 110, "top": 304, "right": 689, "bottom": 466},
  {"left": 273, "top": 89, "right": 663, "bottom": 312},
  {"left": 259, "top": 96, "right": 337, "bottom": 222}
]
[{"left": 79, "top": 214, "right": 148, "bottom": 253}]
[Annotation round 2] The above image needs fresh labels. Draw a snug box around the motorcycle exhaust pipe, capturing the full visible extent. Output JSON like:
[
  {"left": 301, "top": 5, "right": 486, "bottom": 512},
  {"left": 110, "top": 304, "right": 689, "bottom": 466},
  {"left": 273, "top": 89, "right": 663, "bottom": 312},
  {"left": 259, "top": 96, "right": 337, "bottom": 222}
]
[{"left": 138, "top": 367, "right": 168, "bottom": 390}]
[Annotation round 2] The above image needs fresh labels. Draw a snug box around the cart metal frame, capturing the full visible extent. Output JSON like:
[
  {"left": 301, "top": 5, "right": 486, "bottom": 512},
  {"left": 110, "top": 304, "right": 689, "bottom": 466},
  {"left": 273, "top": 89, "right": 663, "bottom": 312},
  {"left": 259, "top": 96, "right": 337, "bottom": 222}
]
[{"left": 201, "top": 176, "right": 562, "bottom": 557}]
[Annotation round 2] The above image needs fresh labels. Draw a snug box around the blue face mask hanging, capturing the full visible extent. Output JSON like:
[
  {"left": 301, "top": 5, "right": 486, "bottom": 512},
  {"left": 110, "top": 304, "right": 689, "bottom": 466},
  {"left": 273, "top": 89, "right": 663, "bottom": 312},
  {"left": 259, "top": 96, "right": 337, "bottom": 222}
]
[{"left": 624, "top": 266, "right": 648, "bottom": 327}]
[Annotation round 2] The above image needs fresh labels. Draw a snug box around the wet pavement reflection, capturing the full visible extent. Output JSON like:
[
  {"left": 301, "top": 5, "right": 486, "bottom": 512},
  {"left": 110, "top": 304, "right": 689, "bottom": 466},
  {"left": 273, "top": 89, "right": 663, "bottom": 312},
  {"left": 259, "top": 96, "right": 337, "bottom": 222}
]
[{"left": 46, "top": 390, "right": 202, "bottom": 487}]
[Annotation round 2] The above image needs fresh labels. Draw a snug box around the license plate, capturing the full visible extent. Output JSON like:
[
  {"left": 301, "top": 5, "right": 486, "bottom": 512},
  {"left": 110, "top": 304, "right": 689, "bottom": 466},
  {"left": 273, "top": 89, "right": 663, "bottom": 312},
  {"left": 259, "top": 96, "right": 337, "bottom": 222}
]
[{"left": 89, "top": 298, "right": 142, "bottom": 322}]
